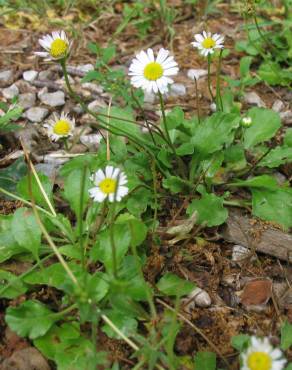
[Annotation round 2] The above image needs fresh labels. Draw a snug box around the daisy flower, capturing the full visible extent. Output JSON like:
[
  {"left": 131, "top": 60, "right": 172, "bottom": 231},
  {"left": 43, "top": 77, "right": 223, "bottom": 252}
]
[
  {"left": 44, "top": 112, "right": 75, "bottom": 142},
  {"left": 89, "top": 165, "right": 128, "bottom": 203},
  {"left": 129, "top": 48, "right": 179, "bottom": 94},
  {"left": 35, "top": 31, "right": 71, "bottom": 61},
  {"left": 241, "top": 336, "right": 286, "bottom": 370},
  {"left": 192, "top": 31, "right": 224, "bottom": 57}
]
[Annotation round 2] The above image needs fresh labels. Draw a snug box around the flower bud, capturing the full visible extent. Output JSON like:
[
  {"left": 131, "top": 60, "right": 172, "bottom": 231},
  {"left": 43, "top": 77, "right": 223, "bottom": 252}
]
[{"left": 241, "top": 116, "right": 252, "bottom": 128}]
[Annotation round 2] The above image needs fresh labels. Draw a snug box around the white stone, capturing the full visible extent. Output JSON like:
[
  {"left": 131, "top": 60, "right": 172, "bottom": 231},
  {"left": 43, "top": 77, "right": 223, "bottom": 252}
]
[
  {"left": 18, "top": 93, "right": 36, "bottom": 109},
  {"left": 280, "top": 110, "right": 292, "bottom": 125},
  {"left": 39, "top": 91, "right": 65, "bottom": 107},
  {"left": 0, "top": 70, "right": 13, "bottom": 84},
  {"left": 23, "top": 70, "right": 38, "bottom": 82},
  {"left": 190, "top": 288, "right": 212, "bottom": 308},
  {"left": 25, "top": 107, "right": 49, "bottom": 122},
  {"left": 210, "top": 102, "right": 217, "bottom": 112},
  {"left": 272, "top": 99, "right": 284, "bottom": 113},
  {"left": 187, "top": 69, "right": 208, "bottom": 80},
  {"left": 37, "top": 87, "right": 48, "bottom": 99},
  {"left": 232, "top": 245, "right": 250, "bottom": 262},
  {"left": 73, "top": 104, "right": 84, "bottom": 114},
  {"left": 244, "top": 92, "right": 266, "bottom": 107},
  {"left": 38, "top": 70, "right": 53, "bottom": 81},
  {"left": 88, "top": 99, "right": 106, "bottom": 112},
  {"left": 82, "top": 82, "right": 103, "bottom": 94},
  {"left": 80, "top": 134, "right": 103, "bottom": 149},
  {"left": 168, "top": 83, "right": 186, "bottom": 97},
  {"left": 77, "top": 64, "right": 94, "bottom": 73},
  {"left": 2, "top": 84, "right": 19, "bottom": 99}
]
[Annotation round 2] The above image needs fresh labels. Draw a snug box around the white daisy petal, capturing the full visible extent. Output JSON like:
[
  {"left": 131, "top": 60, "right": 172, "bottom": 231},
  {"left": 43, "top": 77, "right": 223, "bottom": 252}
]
[
  {"left": 35, "top": 30, "right": 71, "bottom": 61},
  {"left": 105, "top": 165, "right": 114, "bottom": 178},
  {"left": 192, "top": 31, "right": 225, "bottom": 57},
  {"left": 44, "top": 111, "right": 75, "bottom": 142},
  {"left": 128, "top": 47, "right": 178, "bottom": 94}
]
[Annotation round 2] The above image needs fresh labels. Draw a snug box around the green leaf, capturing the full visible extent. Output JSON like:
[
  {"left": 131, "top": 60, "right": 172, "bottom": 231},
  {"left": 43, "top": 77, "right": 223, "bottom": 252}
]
[
  {"left": 243, "top": 108, "right": 281, "bottom": 149},
  {"left": 163, "top": 176, "right": 189, "bottom": 194},
  {"left": 281, "top": 321, "right": 292, "bottom": 350},
  {"left": 231, "top": 334, "right": 250, "bottom": 351},
  {"left": 5, "top": 300, "right": 57, "bottom": 339},
  {"left": 157, "top": 273, "right": 195, "bottom": 296},
  {"left": 63, "top": 168, "right": 90, "bottom": 217},
  {"left": 102, "top": 309, "right": 138, "bottom": 339},
  {"left": 11, "top": 208, "right": 41, "bottom": 258},
  {"left": 259, "top": 146, "right": 292, "bottom": 168},
  {"left": 224, "top": 144, "right": 247, "bottom": 171},
  {"left": 99, "top": 106, "right": 139, "bottom": 137},
  {"left": 193, "top": 352, "right": 216, "bottom": 370},
  {"left": 0, "top": 158, "right": 27, "bottom": 197},
  {"left": 187, "top": 193, "right": 228, "bottom": 227},
  {"left": 240, "top": 56, "right": 253, "bottom": 77},
  {"left": 231, "top": 175, "right": 279, "bottom": 190},
  {"left": 17, "top": 172, "right": 54, "bottom": 209},
  {"left": 192, "top": 113, "right": 240, "bottom": 158},
  {"left": 284, "top": 128, "right": 292, "bottom": 147},
  {"left": 252, "top": 188, "right": 292, "bottom": 229},
  {"left": 91, "top": 223, "right": 131, "bottom": 272},
  {"left": 0, "top": 215, "right": 25, "bottom": 262},
  {"left": 126, "top": 188, "right": 152, "bottom": 217},
  {"left": 0, "top": 270, "right": 27, "bottom": 298},
  {"left": 34, "top": 322, "right": 99, "bottom": 370}
]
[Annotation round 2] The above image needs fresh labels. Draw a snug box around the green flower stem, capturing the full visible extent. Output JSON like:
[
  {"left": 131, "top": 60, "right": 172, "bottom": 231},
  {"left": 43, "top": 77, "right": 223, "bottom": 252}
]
[
  {"left": 215, "top": 49, "right": 223, "bottom": 111},
  {"left": 158, "top": 91, "right": 187, "bottom": 179},
  {"left": 52, "top": 303, "right": 78, "bottom": 318},
  {"left": 207, "top": 54, "right": 215, "bottom": 103}
]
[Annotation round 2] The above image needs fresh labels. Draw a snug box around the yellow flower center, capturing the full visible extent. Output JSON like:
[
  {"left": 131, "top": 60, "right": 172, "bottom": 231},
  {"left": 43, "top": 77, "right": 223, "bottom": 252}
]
[
  {"left": 202, "top": 37, "right": 216, "bottom": 49},
  {"left": 247, "top": 352, "right": 272, "bottom": 370},
  {"left": 53, "top": 120, "right": 71, "bottom": 135},
  {"left": 99, "top": 178, "right": 117, "bottom": 194},
  {"left": 50, "top": 38, "right": 68, "bottom": 58},
  {"left": 143, "top": 62, "right": 163, "bottom": 81}
]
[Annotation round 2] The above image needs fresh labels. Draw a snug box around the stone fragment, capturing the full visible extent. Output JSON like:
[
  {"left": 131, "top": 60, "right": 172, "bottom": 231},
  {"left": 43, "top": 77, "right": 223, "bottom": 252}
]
[
  {"left": 35, "top": 163, "right": 58, "bottom": 182},
  {"left": 82, "top": 82, "right": 103, "bottom": 94},
  {"left": 210, "top": 102, "right": 217, "bottom": 112},
  {"left": 272, "top": 99, "right": 284, "bottom": 113},
  {"left": 23, "top": 70, "right": 38, "bottom": 82},
  {"left": 187, "top": 69, "right": 208, "bottom": 80},
  {"left": 77, "top": 63, "right": 94, "bottom": 73},
  {"left": 80, "top": 134, "right": 103, "bottom": 150},
  {"left": 1, "top": 347, "right": 51, "bottom": 370},
  {"left": 25, "top": 107, "right": 49, "bottom": 122},
  {"left": 182, "top": 287, "right": 212, "bottom": 312},
  {"left": 232, "top": 245, "right": 250, "bottom": 262},
  {"left": 280, "top": 110, "right": 292, "bottom": 125},
  {"left": 2, "top": 84, "right": 19, "bottom": 99},
  {"left": 168, "top": 83, "right": 186, "bottom": 97},
  {"left": 244, "top": 91, "right": 266, "bottom": 107},
  {"left": 0, "top": 69, "right": 13, "bottom": 86},
  {"left": 18, "top": 93, "right": 36, "bottom": 109},
  {"left": 38, "top": 70, "right": 53, "bottom": 81},
  {"left": 39, "top": 91, "right": 65, "bottom": 107}
]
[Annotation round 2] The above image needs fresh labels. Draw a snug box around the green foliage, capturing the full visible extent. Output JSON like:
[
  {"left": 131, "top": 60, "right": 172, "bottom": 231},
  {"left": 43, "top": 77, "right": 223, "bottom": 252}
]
[
  {"left": 5, "top": 300, "right": 57, "bottom": 339},
  {"left": 156, "top": 273, "right": 195, "bottom": 297},
  {"left": 193, "top": 352, "right": 216, "bottom": 370},
  {"left": 243, "top": 108, "right": 281, "bottom": 149},
  {"left": 187, "top": 193, "right": 228, "bottom": 227},
  {"left": 281, "top": 321, "right": 292, "bottom": 350}
]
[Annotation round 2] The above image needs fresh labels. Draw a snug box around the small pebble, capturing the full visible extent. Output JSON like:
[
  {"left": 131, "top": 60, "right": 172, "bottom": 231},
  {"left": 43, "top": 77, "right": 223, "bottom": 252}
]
[
  {"left": 80, "top": 134, "right": 103, "bottom": 150},
  {"left": 77, "top": 63, "right": 94, "bottom": 73},
  {"left": 272, "top": 99, "right": 284, "bottom": 113},
  {"left": 0, "top": 69, "right": 13, "bottom": 86},
  {"left": 2, "top": 84, "right": 19, "bottom": 99},
  {"left": 18, "top": 93, "right": 36, "bottom": 109},
  {"left": 232, "top": 245, "right": 250, "bottom": 262},
  {"left": 25, "top": 107, "right": 49, "bottom": 122},
  {"left": 244, "top": 91, "right": 266, "bottom": 107},
  {"left": 280, "top": 110, "right": 292, "bottom": 125},
  {"left": 82, "top": 82, "right": 103, "bottom": 94},
  {"left": 168, "top": 83, "right": 186, "bottom": 97},
  {"left": 23, "top": 70, "right": 38, "bottom": 82},
  {"left": 210, "top": 102, "right": 217, "bottom": 112},
  {"left": 183, "top": 287, "right": 211, "bottom": 311},
  {"left": 39, "top": 91, "right": 65, "bottom": 107},
  {"left": 88, "top": 99, "right": 106, "bottom": 112},
  {"left": 144, "top": 91, "right": 156, "bottom": 104},
  {"left": 187, "top": 69, "right": 208, "bottom": 80},
  {"left": 38, "top": 70, "right": 53, "bottom": 81}
]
